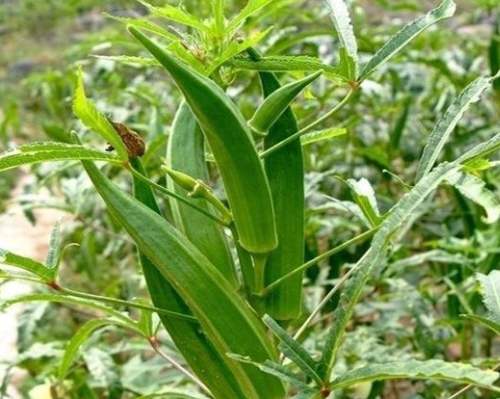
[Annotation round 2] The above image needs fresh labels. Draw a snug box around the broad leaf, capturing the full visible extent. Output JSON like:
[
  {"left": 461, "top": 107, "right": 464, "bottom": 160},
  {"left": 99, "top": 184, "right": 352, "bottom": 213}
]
[
  {"left": 416, "top": 76, "right": 492, "bottom": 180},
  {"left": 360, "top": 0, "right": 456, "bottom": 81},
  {"left": 330, "top": 360, "right": 499, "bottom": 391}
]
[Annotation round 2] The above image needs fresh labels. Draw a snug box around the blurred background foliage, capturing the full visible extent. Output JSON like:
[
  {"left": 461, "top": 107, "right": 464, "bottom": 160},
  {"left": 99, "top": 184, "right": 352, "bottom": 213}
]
[{"left": 0, "top": 0, "right": 499, "bottom": 398}]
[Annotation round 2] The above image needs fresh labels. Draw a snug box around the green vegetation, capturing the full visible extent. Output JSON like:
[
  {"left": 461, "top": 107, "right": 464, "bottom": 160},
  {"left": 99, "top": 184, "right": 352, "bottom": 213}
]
[{"left": 0, "top": 0, "right": 499, "bottom": 398}]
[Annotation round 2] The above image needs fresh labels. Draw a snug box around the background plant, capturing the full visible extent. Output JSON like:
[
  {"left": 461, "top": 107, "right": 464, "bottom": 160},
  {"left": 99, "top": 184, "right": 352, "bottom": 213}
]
[{"left": 0, "top": 0, "right": 499, "bottom": 398}]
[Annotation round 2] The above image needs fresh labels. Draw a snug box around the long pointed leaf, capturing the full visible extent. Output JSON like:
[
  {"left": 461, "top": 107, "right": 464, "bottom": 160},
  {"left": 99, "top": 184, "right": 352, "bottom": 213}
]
[
  {"left": 416, "top": 76, "right": 492, "bottom": 180},
  {"left": 360, "top": 0, "right": 456, "bottom": 81},
  {"left": 330, "top": 360, "right": 499, "bottom": 391}
]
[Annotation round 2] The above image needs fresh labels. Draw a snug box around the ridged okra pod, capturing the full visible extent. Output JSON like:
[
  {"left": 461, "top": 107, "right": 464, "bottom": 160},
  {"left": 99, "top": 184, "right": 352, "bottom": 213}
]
[
  {"left": 167, "top": 102, "right": 237, "bottom": 286},
  {"left": 250, "top": 49, "right": 306, "bottom": 320},
  {"left": 130, "top": 157, "right": 243, "bottom": 398},
  {"left": 129, "top": 27, "right": 278, "bottom": 255},
  {"left": 81, "top": 160, "right": 285, "bottom": 399}
]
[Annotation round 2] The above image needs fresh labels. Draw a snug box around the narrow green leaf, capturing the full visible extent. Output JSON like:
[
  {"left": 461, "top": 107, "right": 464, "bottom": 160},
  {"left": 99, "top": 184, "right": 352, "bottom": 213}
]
[
  {"left": 1, "top": 293, "right": 140, "bottom": 332},
  {"left": 230, "top": 55, "right": 346, "bottom": 82},
  {"left": 228, "top": 353, "right": 311, "bottom": 390},
  {"left": 463, "top": 314, "right": 500, "bottom": 335},
  {"left": 300, "top": 127, "right": 347, "bottom": 146},
  {"left": 250, "top": 47, "right": 305, "bottom": 319},
  {"left": 346, "top": 178, "right": 382, "bottom": 227},
  {"left": 477, "top": 271, "right": 500, "bottom": 323},
  {"left": 0, "top": 248, "right": 53, "bottom": 281},
  {"left": 209, "top": 28, "right": 271, "bottom": 73},
  {"left": 250, "top": 71, "right": 322, "bottom": 135},
  {"left": 58, "top": 319, "right": 113, "bottom": 380},
  {"left": 107, "top": 14, "right": 178, "bottom": 41},
  {"left": 416, "top": 76, "right": 492, "bottom": 181},
  {"left": 167, "top": 103, "right": 237, "bottom": 285},
  {"left": 138, "top": 0, "right": 209, "bottom": 32},
  {"left": 82, "top": 160, "right": 285, "bottom": 398},
  {"left": 227, "top": 0, "right": 274, "bottom": 35},
  {"left": 490, "top": 18, "right": 500, "bottom": 91},
  {"left": 93, "top": 55, "right": 160, "bottom": 68},
  {"left": 446, "top": 170, "right": 500, "bottom": 224},
  {"left": 326, "top": 0, "right": 358, "bottom": 79},
  {"left": 45, "top": 221, "right": 62, "bottom": 269},
  {"left": 330, "top": 360, "right": 500, "bottom": 391},
  {"left": 360, "top": 0, "right": 456, "bottom": 81},
  {"left": 129, "top": 27, "right": 278, "bottom": 254},
  {"left": 73, "top": 69, "right": 129, "bottom": 160},
  {"left": 263, "top": 315, "right": 322, "bottom": 385},
  {"left": 130, "top": 158, "right": 245, "bottom": 399},
  {"left": 320, "top": 134, "right": 500, "bottom": 378},
  {"left": 0, "top": 143, "right": 121, "bottom": 173}
]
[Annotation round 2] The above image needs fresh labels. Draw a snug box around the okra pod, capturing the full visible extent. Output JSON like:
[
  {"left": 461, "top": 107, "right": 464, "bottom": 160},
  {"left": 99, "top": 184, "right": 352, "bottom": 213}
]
[
  {"left": 82, "top": 160, "right": 285, "bottom": 398},
  {"left": 128, "top": 27, "right": 278, "bottom": 254},
  {"left": 249, "top": 49, "right": 306, "bottom": 320},
  {"left": 167, "top": 102, "right": 237, "bottom": 286}
]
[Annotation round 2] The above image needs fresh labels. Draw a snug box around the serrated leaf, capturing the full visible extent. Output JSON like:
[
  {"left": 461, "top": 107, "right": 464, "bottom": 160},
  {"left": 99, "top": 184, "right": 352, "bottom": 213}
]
[
  {"left": 229, "top": 55, "right": 346, "bottom": 82},
  {"left": 228, "top": 353, "right": 311, "bottom": 390},
  {"left": 227, "top": 0, "right": 274, "bottom": 35},
  {"left": 262, "top": 315, "right": 322, "bottom": 385},
  {"left": 346, "top": 178, "right": 382, "bottom": 227},
  {"left": 0, "top": 248, "right": 53, "bottom": 281},
  {"left": 330, "top": 359, "right": 499, "bottom": 391},
  {"left": 326, "top": 0, "right": 358, "bottom": 79},
  {"left": 360, "top": 0, "right": 456, "bottom": 81},
  {"left": 416, "top": 76, "right": 492, "bottom": 180},
  {"left": 2, "top": 293, "right": 141, "bottom": 333},
  {"left": 477, "top": 271, "right": 500, "bottom": 323},
  {"left": 446, "top": 170, "right": 500, "bottom": 224},
  {"left": 139, "top": 0, "right": 208, "bottom": 32},
  {"left": 0, "top": 143, "right": 122, "bottom": 173},
  {"left": 300, "top": 127, "right": 346, "bottom": 146},
  {"left": 320, "top": 134, "right": 500, "bottom": 377},
  {"left": 73, "top": 69, "right": 128, "bottom": 160},
  {"left": 45, "top": 221, "right": 62, "bottom": 269},
  {"left": 107, "top": 14, "right": 178, "bottom": 41},
  {"left": 58, "top": 319, "right": 114, "bottom": 380},
  {"left": 210, "top": 28, "right": 272, "bottom": 73}
]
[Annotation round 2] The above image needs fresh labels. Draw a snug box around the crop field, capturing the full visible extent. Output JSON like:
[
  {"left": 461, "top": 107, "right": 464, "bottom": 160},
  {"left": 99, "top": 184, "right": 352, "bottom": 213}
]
[{"left": 0, "top": 0, "right": 499, "bottom": 398}]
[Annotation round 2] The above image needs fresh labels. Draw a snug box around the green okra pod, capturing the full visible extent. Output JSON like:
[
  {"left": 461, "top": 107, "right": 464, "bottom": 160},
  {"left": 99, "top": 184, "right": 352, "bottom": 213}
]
[
  {"left": 249, "top": 48, "right": 306, "bottom": 320},
  {"left": 82, "top": 160, "right": 285, "bottom": 399},
  {"left": 166, "top": 102, "right": 237, "bottom": 286},
  {"left": 130, "top": 157, "right": 243, "bottom": 399},
  {"left": 128, "top": 26, "right": 278, "bottom": 255},
  {"left": 249, "top": 70, "right": 322, "bottom": 135}
]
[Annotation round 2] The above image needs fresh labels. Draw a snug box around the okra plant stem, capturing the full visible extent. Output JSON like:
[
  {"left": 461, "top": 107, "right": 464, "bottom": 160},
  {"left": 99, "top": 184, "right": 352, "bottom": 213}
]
[
  {"left": 260, "top": 89, "right": 355, "bottom": 158},
  {"left": 263, "top": 227, "right": 378, "bottom": 295},
  {"left": 128, "top": 166, "right": 229, "bottom": 226},
  {"left": 58, "top": 287, "right": 197, "bottom": 322}
]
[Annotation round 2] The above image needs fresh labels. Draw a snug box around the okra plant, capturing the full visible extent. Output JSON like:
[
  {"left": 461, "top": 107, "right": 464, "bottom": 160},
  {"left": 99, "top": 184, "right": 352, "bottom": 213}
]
[{"left": 1, "top": 0, "right": 500, "bottom": 398}]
